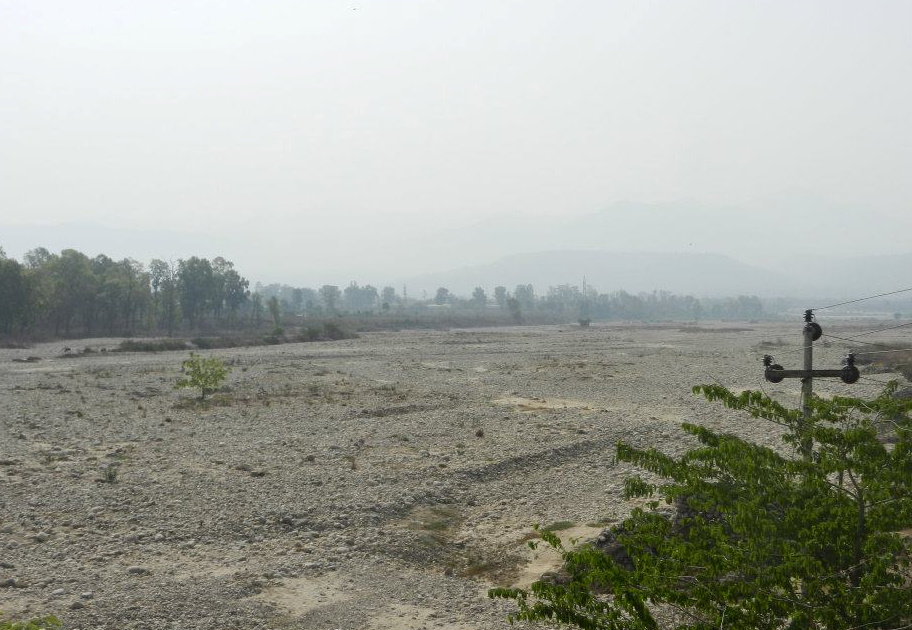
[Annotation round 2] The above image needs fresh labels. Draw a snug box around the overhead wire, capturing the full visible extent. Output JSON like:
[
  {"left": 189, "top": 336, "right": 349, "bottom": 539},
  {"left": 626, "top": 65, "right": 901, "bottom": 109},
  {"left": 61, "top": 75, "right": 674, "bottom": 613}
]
[
  {"left": 843, "top": 347, "right": 912, "bottom": 357},
  {"left": 820, "top": 333, "right": 894, "bottom": 348},
  {"left": 832, "top": 320, "right": 912, "bottom": 340},
  {"left": 811, "top": 286, "right": 912, "bottom": 311}
]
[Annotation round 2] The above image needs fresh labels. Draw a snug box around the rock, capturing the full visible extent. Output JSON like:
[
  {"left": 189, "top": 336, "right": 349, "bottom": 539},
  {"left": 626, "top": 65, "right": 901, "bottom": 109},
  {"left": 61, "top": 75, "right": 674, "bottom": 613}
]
[
  {"left": 33, "top": 531, "right": 51, "bottom": 542},
  {"left": 52, "top": 588, "right": 65, "bottom": 596},
  {"left": 0, "top": 578, "right": 28, "bottom": 588},
  {"left": 69, "top": 600, "right": 85, "bottom": 610},
  {"left": 127, "top": 565, "right": 150, "bottom": 575}
]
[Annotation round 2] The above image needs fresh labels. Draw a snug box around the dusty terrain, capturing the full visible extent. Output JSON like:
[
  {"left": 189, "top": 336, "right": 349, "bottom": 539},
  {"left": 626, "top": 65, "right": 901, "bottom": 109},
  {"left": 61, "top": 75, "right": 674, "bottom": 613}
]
[{"left": 0, "top": 322, "right": 896, "bottom": 629}]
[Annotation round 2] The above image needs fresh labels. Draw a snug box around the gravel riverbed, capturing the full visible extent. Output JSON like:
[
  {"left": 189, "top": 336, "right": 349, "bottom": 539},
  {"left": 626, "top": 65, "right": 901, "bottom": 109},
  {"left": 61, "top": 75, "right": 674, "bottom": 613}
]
[{"left": 0, "top": 322, "right": 889, "bottom": 629}]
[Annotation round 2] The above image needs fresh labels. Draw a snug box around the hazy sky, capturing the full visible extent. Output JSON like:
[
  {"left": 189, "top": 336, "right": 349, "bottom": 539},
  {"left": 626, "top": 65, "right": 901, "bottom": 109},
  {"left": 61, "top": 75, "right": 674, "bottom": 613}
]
[{"left": 2, "top": 1, "right": 911, "bottom": 285}]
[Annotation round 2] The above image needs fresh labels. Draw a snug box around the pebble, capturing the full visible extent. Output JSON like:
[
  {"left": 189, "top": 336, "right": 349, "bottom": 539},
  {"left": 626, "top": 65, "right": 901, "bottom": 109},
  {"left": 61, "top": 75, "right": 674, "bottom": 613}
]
[{"left": 127, "top": 565, "right": 150, "bottom": 575}]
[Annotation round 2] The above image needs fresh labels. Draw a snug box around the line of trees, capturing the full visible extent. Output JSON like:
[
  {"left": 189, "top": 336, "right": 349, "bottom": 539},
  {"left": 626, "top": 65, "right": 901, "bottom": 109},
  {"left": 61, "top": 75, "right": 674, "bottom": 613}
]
[
  {"left": 1, "top": 245, "right": 766, "bottom": 338},
  {"left": 242, "top": 281, "right": 763, "bottom": 322},
  {"left": 0, "top": 247, "right": 251, "bottom": 337},
  {"left": 427, "top": 284, "right": 762, "bottom": 323}
]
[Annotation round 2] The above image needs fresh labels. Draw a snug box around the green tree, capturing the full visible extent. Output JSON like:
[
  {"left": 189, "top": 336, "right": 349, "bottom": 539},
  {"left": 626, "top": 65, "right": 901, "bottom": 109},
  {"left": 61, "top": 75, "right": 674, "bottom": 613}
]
[
  {"left": 494, "top": 286, "right": 508, "bottom": 309},
  {"left": 175, "top": 353, "right": 230, "bottom": 399},
  {"left": 48, "top": 249, "right": 96, "bottom": 335},
  {"left": 491, "top": 384, "right": 912, "bottom": 630},
  {"left": 150, "top": 259, "right": 180, "bottom": 336},
  {"left": 177, "top": 256, "right": 214, "bottom": 328},
  {"left": 434, "top": 287, "right": 451, "bottom": 305},
  {"left": 343, "top": 282, "right": 379, "bottom": 312},
  {"left": 381, "top": 286, "right": 397, "bottom": 310},
  {"left": 319, "top": 285, "right": 341, "bottom": 314},
  {"left": 514, "top": 284, "right": 535, "bottom": 311},
  {"left": 472, "top": 286, "right": 487, "bottom": 308},
  {"left": 0, "top": 257, "right": 29, "bottom": 334}
]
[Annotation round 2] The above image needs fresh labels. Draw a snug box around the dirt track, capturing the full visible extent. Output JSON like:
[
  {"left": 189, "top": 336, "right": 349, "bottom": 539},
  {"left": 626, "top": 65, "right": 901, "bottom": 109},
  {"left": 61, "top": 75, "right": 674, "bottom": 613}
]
[{"left": 0, "top": 323, "right": 891, "bottom": 629}]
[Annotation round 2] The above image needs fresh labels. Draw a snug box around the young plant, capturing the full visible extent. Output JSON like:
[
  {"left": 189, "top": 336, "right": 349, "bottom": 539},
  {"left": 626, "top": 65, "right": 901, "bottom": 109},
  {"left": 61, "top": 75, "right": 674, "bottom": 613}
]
[
  {"left": 491, "top": 383, "right": 912, "bottom": 630},
  {"left": 175, "top": 352, "right": 230, "bottom": 400}
]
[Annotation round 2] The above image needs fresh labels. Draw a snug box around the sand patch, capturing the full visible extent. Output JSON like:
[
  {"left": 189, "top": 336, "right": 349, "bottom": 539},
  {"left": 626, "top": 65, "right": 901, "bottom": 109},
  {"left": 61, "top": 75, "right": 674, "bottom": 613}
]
[
  {"left": 493, "top": 396, "right": 593, "bottom": 412},
  {"left": 511, "top": 525, "right": 603, "bottom": 589},
  {"left": 254, "top": 573, "right": 350, "bottom": 617}
]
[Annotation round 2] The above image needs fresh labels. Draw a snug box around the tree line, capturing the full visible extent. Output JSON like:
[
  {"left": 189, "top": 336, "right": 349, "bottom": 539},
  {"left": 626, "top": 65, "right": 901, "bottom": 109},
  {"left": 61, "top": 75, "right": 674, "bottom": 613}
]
[
  {"left": 0, "top": 246, "right": 250, "bottom": 337},
  {"left": 244, "top": 281, "right": 763, "bottom": 323},
  {"left": 0, "top": 245, "right": 765, "bottom": 338}
]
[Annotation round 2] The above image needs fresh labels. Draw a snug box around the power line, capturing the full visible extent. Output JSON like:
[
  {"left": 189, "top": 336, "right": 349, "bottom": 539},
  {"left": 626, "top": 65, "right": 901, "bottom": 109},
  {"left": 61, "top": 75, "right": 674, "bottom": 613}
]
[
  {"left": 812, "top": 286, "right": 912, "bottom": 311},
  {"left": 847, "top": 347, "right": 912, "bottom": 357},
  {"left": 837, "top": 320, "right": 912, "bottom": 340},
  {"left": 820, "top": 333, "right": 894, "bottom": 348}
]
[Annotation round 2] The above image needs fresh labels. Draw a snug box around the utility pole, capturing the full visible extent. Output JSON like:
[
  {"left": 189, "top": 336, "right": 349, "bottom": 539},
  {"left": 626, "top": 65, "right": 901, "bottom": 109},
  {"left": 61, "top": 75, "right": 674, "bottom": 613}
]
[{"left": 763, "top": 309, "right": 859, "bottom": 460}]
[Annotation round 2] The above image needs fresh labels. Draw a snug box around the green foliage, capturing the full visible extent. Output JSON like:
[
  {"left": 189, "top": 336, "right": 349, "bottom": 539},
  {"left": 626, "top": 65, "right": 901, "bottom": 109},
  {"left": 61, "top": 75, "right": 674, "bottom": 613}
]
[
  {"left": 434, "top": 287, "right": 451, "bottom": 305},
  {"left": 0, "top": 613, "right": 61, "bottom": 630},
  {"left": 175, "top": 352, "right": 231, "bottom": 399},
  {"left": 491, "top": 383, "right": 912, "bottom": 630}
]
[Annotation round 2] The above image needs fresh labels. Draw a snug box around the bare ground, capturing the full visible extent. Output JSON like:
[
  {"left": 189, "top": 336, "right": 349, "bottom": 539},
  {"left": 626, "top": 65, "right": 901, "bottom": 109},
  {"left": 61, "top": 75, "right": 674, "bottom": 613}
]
[{"left": 0, "top": 322, "right": 896, "bottom": 629}]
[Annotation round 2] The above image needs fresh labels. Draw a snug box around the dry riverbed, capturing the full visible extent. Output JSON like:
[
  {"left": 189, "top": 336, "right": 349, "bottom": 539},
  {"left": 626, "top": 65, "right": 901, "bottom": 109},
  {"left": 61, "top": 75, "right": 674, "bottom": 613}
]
[{"left": 0, "top": 323, "right": 895, "bottom": 629}]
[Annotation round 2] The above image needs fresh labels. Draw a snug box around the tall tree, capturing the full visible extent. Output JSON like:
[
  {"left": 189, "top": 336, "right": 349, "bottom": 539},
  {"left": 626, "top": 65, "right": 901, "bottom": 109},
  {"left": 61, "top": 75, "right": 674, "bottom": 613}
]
[
  {"left": 494, "top": 286, "right": 508, "bottom": 309},
  {"left": 514, "top": 284, "right": 535, "bottom": 311},
  {"left": 319, "top": 285, "right": 341, "bottom": 314},
  {"left": 472, "top": 287, "right": 487, "bottom": 308},
  {"left": 150, "top": 259, "right": 180, "bottom": 336},
  {"left": 0, "top": 257, "right": 29, "bottom": 334},
  {"left": 177, "top": 257, "right": 215, "bottom": 328},
  {"left": 49, "top": 249, "right": 96, "bottom": 335}
]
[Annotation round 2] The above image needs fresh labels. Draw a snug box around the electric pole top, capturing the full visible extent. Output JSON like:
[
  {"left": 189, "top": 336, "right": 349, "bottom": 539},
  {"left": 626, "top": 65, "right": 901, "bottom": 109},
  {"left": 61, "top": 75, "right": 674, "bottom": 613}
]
[{"left": 763, "top": 310, "right": 860, "bottom": 385}]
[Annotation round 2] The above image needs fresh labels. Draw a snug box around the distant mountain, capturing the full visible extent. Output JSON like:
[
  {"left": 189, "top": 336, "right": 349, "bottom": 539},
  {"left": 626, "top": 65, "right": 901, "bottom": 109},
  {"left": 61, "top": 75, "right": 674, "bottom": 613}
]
[
  {"left": 800, "top": 253, "right": 912, "bottom": 299},
  {"left": 400, "top": 250, "right": 797, "bottom": 298}
]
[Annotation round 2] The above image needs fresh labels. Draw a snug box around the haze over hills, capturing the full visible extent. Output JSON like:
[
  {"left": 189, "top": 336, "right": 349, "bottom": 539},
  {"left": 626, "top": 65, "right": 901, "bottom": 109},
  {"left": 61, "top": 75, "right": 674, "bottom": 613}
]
[
  {"left": 399, "top": 250, "right": 794, "bottom": 298},
  {"left": 399, "top": 249, "right": 912, "bottom": 301},
  {"left": 3, "top": 199, "right": 910, "bottom": 301}
]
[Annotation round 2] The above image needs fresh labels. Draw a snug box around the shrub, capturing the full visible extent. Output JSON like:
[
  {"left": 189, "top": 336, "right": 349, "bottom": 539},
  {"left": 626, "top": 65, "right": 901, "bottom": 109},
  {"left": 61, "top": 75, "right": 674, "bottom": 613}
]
[
  {"left": 175, "top": 352, "right": 231, "bottom": 399},
  {"left": 322, "top": 322, "right": 351, "bottom": 340},
  {"left": 117, "top": 339, "right": 189, "bottom": 352},
  {"left": 491, "top": 383, "right": 912, "bottom": 630}
]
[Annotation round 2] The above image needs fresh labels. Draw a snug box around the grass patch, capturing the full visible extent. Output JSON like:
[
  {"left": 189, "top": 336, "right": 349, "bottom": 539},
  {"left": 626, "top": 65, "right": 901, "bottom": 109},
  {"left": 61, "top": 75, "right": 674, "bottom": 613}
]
[{"left": 406, "top": 505, "right": 461, "bottom": 539}]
